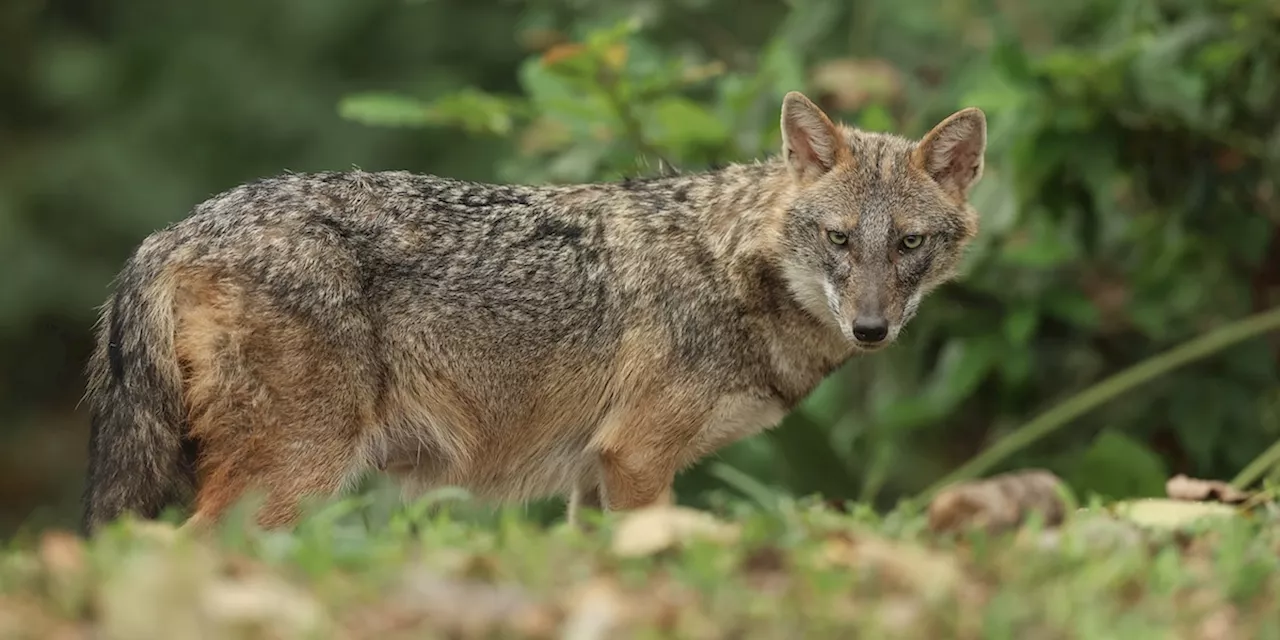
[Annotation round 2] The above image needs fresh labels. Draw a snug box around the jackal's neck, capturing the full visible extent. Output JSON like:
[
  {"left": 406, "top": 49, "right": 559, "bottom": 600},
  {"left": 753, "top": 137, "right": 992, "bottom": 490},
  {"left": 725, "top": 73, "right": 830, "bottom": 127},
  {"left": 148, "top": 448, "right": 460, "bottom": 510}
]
[
  {"left": 612, "top": 155, "right": 852, "bottom": 400},
  {"left": 667, "top": 157, "right": 796, "bottom": 259},
  {"left": 690, "top": 157, "right": 856, "bottom": 394},
  {"left": 605, "top": 155, "right": 796, "bottom": 258},
  {"left": 712, "top": 161, "right": 793, "bottom": 245}
]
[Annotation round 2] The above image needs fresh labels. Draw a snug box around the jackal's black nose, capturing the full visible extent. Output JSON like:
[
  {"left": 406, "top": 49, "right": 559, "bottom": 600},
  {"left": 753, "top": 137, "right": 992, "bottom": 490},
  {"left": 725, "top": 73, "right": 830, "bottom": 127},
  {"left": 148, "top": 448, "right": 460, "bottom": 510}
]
[{"left": 852, "top": 318, "right": 889, "bottom": 343}]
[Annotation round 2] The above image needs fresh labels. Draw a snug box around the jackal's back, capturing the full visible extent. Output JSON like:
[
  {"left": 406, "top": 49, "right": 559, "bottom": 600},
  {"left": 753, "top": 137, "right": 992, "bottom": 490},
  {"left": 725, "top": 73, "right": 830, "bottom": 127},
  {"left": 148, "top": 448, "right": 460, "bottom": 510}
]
[{"left": 168, "top": 171, "right": 628, "bottom": 349}]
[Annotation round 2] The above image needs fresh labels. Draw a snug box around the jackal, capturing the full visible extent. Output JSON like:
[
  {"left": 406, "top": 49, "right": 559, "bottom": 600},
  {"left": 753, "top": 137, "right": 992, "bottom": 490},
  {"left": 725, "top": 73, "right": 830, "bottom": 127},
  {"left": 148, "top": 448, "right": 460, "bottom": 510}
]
[{"left": 81, "top": 91, "right": 986, "bottom": 533}]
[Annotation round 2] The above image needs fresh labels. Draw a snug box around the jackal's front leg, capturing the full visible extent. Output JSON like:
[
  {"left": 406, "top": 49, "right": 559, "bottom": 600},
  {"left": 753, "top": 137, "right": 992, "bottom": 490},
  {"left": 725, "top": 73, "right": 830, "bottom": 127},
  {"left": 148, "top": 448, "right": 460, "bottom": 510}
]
[
  {"left": 594, "top": 399, "right": 703, "bottom": 512},
  {"left": 600, "top": 450, "right": 676, "bottom": 511}
]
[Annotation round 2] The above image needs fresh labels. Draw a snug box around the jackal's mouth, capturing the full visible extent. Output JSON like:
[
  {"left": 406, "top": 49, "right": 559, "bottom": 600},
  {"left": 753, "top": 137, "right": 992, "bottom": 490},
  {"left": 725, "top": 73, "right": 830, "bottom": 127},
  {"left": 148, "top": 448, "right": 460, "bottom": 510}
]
[{"left": 851, "top": 338, "right": 893, "bottom": 353}]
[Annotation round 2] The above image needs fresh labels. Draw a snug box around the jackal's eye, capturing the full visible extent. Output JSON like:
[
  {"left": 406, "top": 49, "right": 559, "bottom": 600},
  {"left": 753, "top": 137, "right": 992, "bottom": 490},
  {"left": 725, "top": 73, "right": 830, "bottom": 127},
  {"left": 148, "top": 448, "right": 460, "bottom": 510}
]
[
  {"left": 900, "top": 234, "right": 925, "bottom": 251},
  {"left": 826, "top": 230, "right": 848, "bottom": 246}
]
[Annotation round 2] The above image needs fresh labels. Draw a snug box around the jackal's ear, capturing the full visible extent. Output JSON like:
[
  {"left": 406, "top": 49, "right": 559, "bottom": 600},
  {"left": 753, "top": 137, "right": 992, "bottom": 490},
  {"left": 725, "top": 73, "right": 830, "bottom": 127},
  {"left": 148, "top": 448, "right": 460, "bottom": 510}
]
[
  {"left": 914, "top": 107, "right": 987, "bottom": 199},
  {"left": 781, "top": 92, "right": 848, "bottom": 183}
]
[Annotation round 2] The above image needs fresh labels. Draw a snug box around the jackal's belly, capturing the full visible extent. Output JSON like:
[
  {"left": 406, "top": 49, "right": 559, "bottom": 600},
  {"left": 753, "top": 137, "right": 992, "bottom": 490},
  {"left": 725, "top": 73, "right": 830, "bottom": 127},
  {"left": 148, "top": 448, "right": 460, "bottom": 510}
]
[
  {"left": 376, "top": 444, "right": 598, "bottom": 503},
  {"left": 363, "top": 356, "right": 614, "bottom": 502}
]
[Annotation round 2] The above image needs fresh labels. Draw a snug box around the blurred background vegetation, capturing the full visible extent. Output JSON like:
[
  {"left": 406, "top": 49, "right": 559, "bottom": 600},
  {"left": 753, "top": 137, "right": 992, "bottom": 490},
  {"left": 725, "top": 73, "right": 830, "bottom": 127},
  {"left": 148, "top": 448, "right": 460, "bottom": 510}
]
[{"left": 3, "top": 0, "right": 1278, "bottom": 535}]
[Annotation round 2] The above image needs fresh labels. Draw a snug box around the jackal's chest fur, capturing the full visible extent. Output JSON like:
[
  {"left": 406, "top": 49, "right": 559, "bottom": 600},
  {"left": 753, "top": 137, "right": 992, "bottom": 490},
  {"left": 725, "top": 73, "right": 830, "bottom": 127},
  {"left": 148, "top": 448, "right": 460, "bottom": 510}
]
[{"left": 692, "top": 394, "right": 791, "bottom": 459}]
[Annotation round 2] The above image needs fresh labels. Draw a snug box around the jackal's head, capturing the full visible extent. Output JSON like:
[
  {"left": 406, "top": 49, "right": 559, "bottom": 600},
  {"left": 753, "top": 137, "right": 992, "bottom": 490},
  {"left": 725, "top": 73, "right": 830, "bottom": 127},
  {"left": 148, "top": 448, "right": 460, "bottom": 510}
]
[{"left": 775, "top": 91, "right": 986, "bottom": 351}]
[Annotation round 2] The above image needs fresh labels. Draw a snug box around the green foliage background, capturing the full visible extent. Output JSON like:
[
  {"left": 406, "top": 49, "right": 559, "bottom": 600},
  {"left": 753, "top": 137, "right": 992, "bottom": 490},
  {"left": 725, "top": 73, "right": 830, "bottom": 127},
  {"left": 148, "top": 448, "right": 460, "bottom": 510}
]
[{"left": 2, "top": 0, "right": 1278, "bottom": 534}]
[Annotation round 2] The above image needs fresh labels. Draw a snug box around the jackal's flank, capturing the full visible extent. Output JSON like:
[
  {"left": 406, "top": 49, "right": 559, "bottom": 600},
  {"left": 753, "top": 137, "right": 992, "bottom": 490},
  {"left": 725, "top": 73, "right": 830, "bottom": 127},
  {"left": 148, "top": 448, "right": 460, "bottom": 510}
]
[{"left": 81, "top": 92, "right": 987, "bottom": 533}]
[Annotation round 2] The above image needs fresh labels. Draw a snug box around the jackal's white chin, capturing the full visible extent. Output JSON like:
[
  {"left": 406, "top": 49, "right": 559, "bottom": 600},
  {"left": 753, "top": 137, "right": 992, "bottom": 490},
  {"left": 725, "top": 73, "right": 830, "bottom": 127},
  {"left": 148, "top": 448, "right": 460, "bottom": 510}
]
[{"left": 850, "top": 337, "right": 894, "bottom": 352}]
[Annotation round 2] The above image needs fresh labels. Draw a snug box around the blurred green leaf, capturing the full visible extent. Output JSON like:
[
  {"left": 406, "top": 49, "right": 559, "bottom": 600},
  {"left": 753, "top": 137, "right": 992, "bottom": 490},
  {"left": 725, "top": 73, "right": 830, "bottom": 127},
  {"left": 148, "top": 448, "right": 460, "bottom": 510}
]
[
  {"left": 760, "top": 37, "right": 806, "bottom": 96},
  {"left": 337, "top": 92, "right": 436, "bottom": 127},
  {"left": 338, "top": 90, "right": 520, "bottom": 135},
  {"left": 919, "top": 336, "right": 1001, "bottom": 416},
  {"left": 855, "top": 105, "right": 895, "bottom": 132},
  {"left": 644, "top": 96, "right": 730, "bottom": 150},
  {"left": 1003, "top": 306, "right": 1039, "bottom": 346},
  {"left": 519, "top": 58, "right": 614, "bottom": 132},
  {"left": 1061, "top": 430, "right": 1169, "bottom": 500},
  {"left": 1042, "top": 290, "right": 1101, "bottom": 329}
]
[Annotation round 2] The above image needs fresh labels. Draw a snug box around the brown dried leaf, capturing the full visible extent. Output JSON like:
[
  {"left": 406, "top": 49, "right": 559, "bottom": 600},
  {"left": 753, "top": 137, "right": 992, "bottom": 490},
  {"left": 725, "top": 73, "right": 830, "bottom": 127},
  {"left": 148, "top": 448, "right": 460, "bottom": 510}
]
[
  {"left": 1214, "top": 148, "right": 1247, "bottom": 173},
  {"left": 740, "top": 545, "right": 787, "bottom": 575},
  {"left": 820, "top": 533, "right": 966, "bottom": 600},
  {"left": 874, "top": 596, "right": 930, "bottom": 635},
  {"left": 353, "top": 569, "right": 559, "bottom": 638},
  {"left": 1078, "top": 268, "right": 1131, "bottom": 333},
  {"left": 0, "top": 595, "right": 87, "bottom": 640},
  {"left": 740, "top": 546, "right": 789, "bottom": 593},
  {"left": 517, "top": 117, "right": 573, "bottom": 156},
  {"left": 37, "top": 531, "right": 85, "bottom": 579},
  {"left": 201, "top": 574, "right": 327, "bottom": 637},
  {"left": 560, "top": 578, "right": 629, "bottom": 640},
  {"left": 1197, "top": 605, "right": 1240, "bottom": 640},
  {"left": 611, "top": 506, "right": 740, "bottom": 558},
  {"left": 97, "top": 543, "right": 220, "bottom": 640},
  {"left": 559, "top": 577, "right": 699, "bottom": 640},
  {"left": 928, "top": 469, "right": 1068, "bottom": 535},
  {"left": 540, "top": 43, "right": 586, "bottom": 67},
  {"left": 1165, "top": 474, "right": 1254, "bottom": 504},
  {"left": 37, "top": 530, "right": 89, "bottom": 615},
  {"left": 518, "top": 28, "right": 567, "bottom": 52}
]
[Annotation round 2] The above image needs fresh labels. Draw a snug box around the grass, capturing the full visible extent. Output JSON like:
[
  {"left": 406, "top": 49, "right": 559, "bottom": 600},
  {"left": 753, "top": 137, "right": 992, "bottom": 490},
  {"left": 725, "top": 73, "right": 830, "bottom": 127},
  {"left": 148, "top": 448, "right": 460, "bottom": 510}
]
[{"left": 1, "top": 486, "right": 1278, "bottom": 639}]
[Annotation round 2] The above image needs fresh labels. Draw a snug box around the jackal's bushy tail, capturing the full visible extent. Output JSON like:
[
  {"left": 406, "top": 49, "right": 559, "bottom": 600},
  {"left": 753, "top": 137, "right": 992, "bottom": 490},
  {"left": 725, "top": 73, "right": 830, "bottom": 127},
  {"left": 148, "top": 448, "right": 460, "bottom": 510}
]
[{"left": 81, "top": 256, "right": 194, "bottom": 534}]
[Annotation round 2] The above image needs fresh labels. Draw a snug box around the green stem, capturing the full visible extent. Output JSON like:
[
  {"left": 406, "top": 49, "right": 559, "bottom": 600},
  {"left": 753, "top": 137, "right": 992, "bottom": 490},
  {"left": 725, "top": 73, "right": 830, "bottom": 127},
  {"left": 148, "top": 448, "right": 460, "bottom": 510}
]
[
  {"left": 917, "top": 306, "right": 1280, "bottom": 503},
  {"left": 1232, "top": 437, "right": 1280, "bottom": 490}
]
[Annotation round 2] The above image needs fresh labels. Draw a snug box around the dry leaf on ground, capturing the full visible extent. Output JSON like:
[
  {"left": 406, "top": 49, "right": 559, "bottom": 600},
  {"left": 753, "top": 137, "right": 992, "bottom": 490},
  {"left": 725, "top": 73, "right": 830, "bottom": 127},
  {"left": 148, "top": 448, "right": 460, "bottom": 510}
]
[
  {"left": 351, "top": 568, "right": 558, "bottom": 638},
  {"left": 1196, "top": 605, "right": 1240, "bottom": 640},
  {"left": 97, "top": 541, "right": 328, "bottom": 640},
  {"left": 927, "top": 469, "right": 1068, "bottom": 534},
  {"left": 0, "top": 595, "right": 87, "bottom": 640},
  {"left": 560, "top": 578, "right": 629, "bottom": 640},
  {"left": 611, "top": 506, "right": 740, "bottom": 558},
  {"left": 1112, "top": 499, "right": 1239, "bottom": 529},
  {"left": 37, "top": 530, "right": 89, "bottom": 613},
  {"left": 201, "top": 574, "right": 325, "bottom": 637},
  {"left": 38, "top": 531, "right": 85, "bottom": 579},
  {"left": 97, "top": 543, "right": 220, "bottom": 640},
  {"left": 820, "top": 533, "right": 967, "bottom": 600},
  {"left": 1165, "top": 475, "right": 1254, "bottom": 504}
]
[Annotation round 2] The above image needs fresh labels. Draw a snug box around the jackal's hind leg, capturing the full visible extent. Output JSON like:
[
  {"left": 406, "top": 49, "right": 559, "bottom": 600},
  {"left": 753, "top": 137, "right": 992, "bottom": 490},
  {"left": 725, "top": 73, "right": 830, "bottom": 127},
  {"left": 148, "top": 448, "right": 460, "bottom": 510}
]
[{"left": 174, "top": 279, "right": 376, "bottom": 531}]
